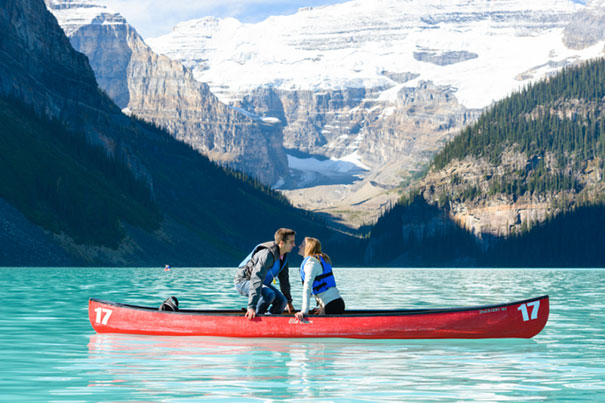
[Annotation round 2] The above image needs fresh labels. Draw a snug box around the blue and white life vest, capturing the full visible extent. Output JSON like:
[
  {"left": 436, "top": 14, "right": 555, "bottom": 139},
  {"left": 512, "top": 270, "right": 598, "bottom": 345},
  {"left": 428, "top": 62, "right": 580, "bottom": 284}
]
[
  {"left": 239, "top": 242, "right": 287, "bottom": 285},
  {"left": 300, "top": 255, "right": 336, "bottom": 294}
]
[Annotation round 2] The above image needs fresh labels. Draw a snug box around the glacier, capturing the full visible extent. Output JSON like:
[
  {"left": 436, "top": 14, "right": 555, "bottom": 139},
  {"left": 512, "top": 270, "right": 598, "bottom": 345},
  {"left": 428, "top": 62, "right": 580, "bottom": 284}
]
[{"left": 147, "top": 0, "right": 602, "bottom": 109}]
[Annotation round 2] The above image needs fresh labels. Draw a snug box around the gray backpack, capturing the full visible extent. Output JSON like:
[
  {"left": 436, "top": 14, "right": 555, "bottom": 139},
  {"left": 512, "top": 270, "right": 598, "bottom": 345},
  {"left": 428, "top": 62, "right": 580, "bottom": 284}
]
[{"left": 159, "top": 296, "right": 179, "bottom": 311}]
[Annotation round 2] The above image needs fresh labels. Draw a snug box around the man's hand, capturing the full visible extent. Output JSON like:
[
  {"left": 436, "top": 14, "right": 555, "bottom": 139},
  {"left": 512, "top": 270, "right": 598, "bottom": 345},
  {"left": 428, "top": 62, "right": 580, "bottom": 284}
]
[
  {"left": 286, "top": 302, "right": 295, "bottom": 313},
  {"left": 295, "top": 311, "right": 305, "bottom": 321},
  {"left": 245, "top": 308, "right": 256, "bottom": 320}
]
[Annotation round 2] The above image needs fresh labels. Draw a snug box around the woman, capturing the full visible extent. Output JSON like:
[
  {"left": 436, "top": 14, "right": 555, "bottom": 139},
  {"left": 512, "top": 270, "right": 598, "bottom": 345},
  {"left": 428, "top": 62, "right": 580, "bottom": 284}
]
[{"left": 295, "top": 237, "right": 345, "bottom": 320}]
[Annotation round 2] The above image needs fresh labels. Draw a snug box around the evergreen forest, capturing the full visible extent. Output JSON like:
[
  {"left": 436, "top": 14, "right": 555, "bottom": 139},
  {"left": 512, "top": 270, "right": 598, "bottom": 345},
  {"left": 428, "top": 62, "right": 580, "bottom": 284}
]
[
  {"left": 368, "top": 58, "right": 605, "bottom": 267},
  {"left": 432, "top": 58, "right": 605, "bottom": 202}
]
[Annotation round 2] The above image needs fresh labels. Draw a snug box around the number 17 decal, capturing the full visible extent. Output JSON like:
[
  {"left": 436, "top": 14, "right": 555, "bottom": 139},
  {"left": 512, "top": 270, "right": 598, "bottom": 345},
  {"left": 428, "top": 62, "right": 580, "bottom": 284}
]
[
  {"left": 94, "top": 307, "right": 113, "bottom": 325},
  {"left": 517, "top": 301, "right": 540, "bottom": 321}
]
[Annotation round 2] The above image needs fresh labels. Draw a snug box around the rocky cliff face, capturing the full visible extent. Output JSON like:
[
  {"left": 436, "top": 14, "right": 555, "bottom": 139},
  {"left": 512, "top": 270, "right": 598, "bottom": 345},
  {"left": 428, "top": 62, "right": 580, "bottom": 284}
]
[
  {"left": 389, "top": 53, "right": 605, "bottom": 242},
  {"left": 45, "top": 0, "right": 288, "bottom": 185},
  {"left": 147, "top": 0, "right": 603, "bottom": 228},
  {"left": 420, "top": 141, "right": 605, "bottom": 239},
  {"left": 1, "top": 0, "right": 147, "bottom": 264},
  {"left": 563, "top": 0, "right": 605, "bottom": 50},
  {"left": 34, "top": 0, "right": 605, "bottom": 229},
  {"left": 1, "top": 0, "right": 354, "bottom": 266},
  {"left": 237, "top": 82, "right": 481, "bottom": 227},
  {"left": 363, "top": 194, "right": 481, "bottom": 266},
  {"left": 420, "top": 152, "right": 557, "bottom": 238},
  {"left": 0, "top": 0, "right": 113, "bottom": 124}
]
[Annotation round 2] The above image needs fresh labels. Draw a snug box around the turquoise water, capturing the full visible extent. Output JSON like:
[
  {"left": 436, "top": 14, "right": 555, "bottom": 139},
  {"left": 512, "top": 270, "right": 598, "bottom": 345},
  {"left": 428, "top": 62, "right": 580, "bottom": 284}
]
[{"left": 1, "top": 267, "right": 604, "bottom": 402}]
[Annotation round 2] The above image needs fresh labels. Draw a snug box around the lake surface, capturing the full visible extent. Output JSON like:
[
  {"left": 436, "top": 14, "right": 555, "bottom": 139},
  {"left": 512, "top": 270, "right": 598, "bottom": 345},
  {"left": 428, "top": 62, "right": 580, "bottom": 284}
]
[{"left": 1, "top": 267, "right": 604, "bottom": 402}]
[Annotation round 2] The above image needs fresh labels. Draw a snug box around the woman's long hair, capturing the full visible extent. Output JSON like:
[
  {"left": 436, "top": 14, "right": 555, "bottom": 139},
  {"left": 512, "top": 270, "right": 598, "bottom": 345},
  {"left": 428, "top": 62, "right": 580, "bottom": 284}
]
[{"left": 303, "top": 237, "right": 332, "bottom": 264}]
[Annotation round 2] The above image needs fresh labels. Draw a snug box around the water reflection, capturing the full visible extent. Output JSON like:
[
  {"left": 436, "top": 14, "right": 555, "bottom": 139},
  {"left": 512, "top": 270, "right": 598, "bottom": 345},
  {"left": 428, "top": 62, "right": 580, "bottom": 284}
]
[
  {"left": 86, "top": 334, "right": 554, "bottom": 401},
  {"left": 87, "top": 334, "right": 324, "bottom": 400}
]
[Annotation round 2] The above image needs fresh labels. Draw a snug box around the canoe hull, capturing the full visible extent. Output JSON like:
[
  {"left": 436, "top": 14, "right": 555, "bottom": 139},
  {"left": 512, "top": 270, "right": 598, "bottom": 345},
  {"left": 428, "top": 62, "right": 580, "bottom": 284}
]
[{"left": 89, "top": 295, "right": 549, "bottom": 339}]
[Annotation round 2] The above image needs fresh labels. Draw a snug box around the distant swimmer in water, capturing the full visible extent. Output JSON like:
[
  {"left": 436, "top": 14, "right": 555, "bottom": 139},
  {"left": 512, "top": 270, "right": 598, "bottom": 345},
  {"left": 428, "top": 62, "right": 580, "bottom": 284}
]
[{"left": 164, "top": 264, "right": 171, "bottom": 271}]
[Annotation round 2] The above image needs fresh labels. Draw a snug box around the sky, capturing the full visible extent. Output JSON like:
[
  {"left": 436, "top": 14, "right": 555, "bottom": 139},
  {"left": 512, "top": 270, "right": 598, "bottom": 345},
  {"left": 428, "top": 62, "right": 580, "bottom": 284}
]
[{"left": 99, "top": 0, "right": 349, "bottom": 39}]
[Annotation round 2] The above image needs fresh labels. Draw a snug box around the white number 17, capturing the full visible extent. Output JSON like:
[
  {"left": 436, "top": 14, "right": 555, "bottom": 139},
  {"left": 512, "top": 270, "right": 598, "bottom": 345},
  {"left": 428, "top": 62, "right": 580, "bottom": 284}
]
[
  {"left": 94, "top": 308, "right": 113, "bottom": 325},
  {"left": 517, "top": 301, "right": 540, "bottom": 321}
]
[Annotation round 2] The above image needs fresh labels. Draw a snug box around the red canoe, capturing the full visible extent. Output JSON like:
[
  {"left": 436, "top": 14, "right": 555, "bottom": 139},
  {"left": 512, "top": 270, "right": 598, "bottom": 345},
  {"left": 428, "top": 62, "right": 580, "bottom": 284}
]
[{"left": 88, "top": 295, "right": 549, "bottom": 339}]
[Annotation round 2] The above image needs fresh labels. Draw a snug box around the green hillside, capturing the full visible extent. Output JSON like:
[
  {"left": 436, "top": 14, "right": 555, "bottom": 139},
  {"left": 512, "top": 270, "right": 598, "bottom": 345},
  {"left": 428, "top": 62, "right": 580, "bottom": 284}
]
[
  {"left": 0, "top": 96, "right": 160, "bottom": 247},
  {"left": 432, "top": 58, "right": 605, "bottom": 203},
  {"left": 367, "top": 58, "right": 605, "bottom": 267},
  {"left": 485, "top": 204, "right": 605, "bottom": 267},
  {"left": 0, "top": 95, "right": 360, "bottom": 265}
]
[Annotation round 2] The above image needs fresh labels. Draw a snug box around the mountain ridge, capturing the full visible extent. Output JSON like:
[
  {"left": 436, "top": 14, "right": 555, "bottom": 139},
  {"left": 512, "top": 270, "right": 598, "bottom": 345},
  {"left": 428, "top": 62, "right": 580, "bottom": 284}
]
[
  {"left": 419, "top": 57, "right": 605, "bottom": 238},
  {"left": 44, "top": 0, "right": 605, "bottom": 229},
  {"left": 366, "top": 57, "right": 605, "bottom": 266},
  {"left": 146, "top": 0, "right": 605, "bottom": 227},
  {"left": 1, "top": 0, "right": 360, "bottom": 266},
  {"left": 45, "top": 0, "right": 289, "bottom": 186}
]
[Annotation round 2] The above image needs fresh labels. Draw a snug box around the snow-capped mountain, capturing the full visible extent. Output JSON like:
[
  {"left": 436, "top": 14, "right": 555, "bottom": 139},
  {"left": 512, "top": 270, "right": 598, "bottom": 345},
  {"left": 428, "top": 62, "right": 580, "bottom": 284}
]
[
  {"left": 148, "top": 0, "right": 599, "bottom": 108},
  {"left": 564, "top": 0, "right": 605, "bottom": 48},
  {"left": 146, "top": 0, "right": 605, "bottom": 227},
  {"left": 45, "top": 0, "right": 289, "bottom": 185}
]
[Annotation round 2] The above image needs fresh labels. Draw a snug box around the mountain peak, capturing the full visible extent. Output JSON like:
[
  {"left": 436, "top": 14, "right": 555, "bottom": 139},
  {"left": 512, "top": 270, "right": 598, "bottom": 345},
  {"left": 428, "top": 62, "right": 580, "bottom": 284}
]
[
  {"left": 43, "top": 0, "right": 121, "bottom": 35},
  {"left": 147, "top": 0, "right": 591, "bottom": 109}
]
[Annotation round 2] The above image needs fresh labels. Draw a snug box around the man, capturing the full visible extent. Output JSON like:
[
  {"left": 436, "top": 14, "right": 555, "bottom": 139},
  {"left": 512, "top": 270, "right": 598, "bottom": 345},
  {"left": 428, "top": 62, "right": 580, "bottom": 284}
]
[{"left": 235, "top": 228, "right": 296, "bottom": 320}]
